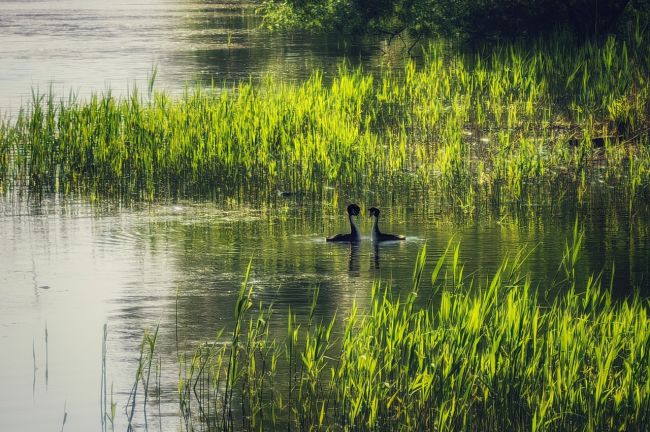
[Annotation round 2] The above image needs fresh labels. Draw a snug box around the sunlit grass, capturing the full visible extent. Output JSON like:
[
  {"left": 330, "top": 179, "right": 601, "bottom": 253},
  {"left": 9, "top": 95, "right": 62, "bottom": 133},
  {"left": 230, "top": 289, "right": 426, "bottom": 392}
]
[
  {"left": 0, "top": 31, "right": 648, "bottom": 206},
  {"left": 125, "top": 233, "right": 650, "bottom": 431}
]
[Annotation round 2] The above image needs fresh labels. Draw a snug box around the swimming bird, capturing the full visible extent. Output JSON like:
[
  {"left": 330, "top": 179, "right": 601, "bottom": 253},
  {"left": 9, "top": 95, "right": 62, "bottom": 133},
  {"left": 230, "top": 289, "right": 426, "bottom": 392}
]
[
  {"left": 368, "top": 207, "right": 405, "bottom": 241},
  {"left": 326, "top": 204, "right": 361, "bottom": 242}
]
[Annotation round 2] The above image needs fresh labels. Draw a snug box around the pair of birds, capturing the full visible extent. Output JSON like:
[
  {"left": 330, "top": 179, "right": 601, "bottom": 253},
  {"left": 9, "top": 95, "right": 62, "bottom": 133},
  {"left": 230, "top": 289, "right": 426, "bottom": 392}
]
[{"left": 326, "top": 204, "right": 406, "bottom": 242}]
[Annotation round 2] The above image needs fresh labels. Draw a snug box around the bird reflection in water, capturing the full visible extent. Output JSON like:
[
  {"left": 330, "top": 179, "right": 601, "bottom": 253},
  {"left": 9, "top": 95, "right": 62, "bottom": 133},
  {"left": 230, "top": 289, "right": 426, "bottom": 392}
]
[
  {"left": 372, "top": 242, "right": 380, "bottom": 269},
  {"left": 348, "top": 242, "right": 361, "bottom": 275},
  {"left": 371, "top": 239, "right": 408, "bottom": 271}
]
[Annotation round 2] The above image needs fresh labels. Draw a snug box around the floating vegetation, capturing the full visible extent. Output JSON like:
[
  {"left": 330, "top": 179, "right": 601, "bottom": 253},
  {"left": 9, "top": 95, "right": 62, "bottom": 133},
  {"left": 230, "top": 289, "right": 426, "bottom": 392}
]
[
  {"left": 124, "top": 235, "right": 650, "bottom": 431},
  {"left": 0, "top": 31, "right": 649, "bottom": 206}
]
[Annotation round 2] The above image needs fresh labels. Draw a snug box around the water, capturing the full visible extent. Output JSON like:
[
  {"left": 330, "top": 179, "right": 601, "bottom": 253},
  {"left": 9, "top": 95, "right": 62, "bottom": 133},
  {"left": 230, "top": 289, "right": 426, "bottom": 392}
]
[
  {"left": 1, "top": 1, "right": 650, "bottom": 430},
  {"left": 1, "top": 193, "right": 649, "bottom": 430},
  {"left": 0, "top": 0, "right": 382, "bottom": 115}
]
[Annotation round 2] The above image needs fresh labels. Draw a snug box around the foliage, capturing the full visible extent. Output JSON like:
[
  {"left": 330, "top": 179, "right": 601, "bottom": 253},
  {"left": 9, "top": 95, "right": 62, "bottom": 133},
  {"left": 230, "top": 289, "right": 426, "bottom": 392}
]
[
  {"left": 1, "top": 31, "right": 649, "bottom": 206},
  {"left": 260, "top": 0, "right": 649, "bottom": 41},
  {"left": 130, "top": 241, "right": 650, "bottom": 431}
]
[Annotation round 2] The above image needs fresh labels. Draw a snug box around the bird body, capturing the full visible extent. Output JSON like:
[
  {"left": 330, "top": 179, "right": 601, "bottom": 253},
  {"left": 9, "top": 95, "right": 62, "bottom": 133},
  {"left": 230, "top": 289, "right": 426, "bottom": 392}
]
[
  {"left": 326, "top": 204, "right": 361, "bottom": 242},
  {"left": 369, "top": 207, "right": 405, "bottom": 241}
]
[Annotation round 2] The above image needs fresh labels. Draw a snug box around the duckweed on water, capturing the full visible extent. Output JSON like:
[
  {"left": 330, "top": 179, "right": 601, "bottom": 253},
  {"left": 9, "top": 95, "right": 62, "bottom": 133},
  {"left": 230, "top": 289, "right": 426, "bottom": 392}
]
[
  {"left": 1, "top": 32, "right": 649, "bottom": 206},
  {"left": 125, "top": 237, "right": 650, "bottom": 431}
]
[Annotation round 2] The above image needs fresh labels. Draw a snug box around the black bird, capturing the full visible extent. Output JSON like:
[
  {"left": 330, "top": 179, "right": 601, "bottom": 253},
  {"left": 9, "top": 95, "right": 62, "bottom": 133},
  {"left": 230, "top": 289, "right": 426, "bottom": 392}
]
[
  {"left": 368, "top": 207, "right": 405, "bottom": 241},
  {"left": 326, "top": 204, "right": 361, "bottom": 242}
]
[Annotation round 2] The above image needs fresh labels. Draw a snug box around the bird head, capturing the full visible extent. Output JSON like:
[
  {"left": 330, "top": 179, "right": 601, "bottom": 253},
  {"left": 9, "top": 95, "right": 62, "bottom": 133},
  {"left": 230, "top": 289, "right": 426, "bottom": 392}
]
[
  {"left": 368, "top": 207, "right": 380, "bottom": 217},
  {"left": 347, "top": 204, "right": 361, "bottom": 216}
]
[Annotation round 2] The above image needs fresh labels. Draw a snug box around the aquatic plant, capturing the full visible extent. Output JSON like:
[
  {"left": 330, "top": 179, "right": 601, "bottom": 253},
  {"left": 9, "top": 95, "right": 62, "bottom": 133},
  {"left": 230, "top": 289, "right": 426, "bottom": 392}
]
[
  {"left": 0, "top": 30, "right": 649, "bottom": 208},
  {"left": 122, "top": 237, "right": 650, "bottom": 431}
]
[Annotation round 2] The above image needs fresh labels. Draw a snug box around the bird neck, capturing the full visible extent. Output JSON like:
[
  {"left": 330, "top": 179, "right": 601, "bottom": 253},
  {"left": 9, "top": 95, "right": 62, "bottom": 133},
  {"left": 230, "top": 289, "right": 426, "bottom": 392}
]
[
  {"left": 348, "top": 215, "right": 360, "bottom": 238},
  {"left": 371, "top": 215, "right": 381, "bottom": 236}
]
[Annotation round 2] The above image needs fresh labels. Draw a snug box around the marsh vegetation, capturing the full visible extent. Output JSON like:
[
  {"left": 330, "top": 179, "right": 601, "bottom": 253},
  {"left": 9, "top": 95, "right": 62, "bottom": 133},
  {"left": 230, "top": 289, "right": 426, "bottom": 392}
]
[
  {"left": 1, "top": 27, "right": 649, "bottom": 210},
  {"left": 123, "top": 237, "right": 650, "bottom": 431},
  {"left": 1, "top": 2, "right": 650, "bottom": 431}
]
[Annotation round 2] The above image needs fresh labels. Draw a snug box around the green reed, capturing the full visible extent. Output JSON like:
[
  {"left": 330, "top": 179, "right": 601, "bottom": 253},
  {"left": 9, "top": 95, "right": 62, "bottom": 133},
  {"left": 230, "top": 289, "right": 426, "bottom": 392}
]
[
  {"left": 126, "top": 324, "right": 159, "bottom": 432},
  {"left": 134, "top": 236, "right": 649, "bottom": 432},
  {"left": 1, "top": 29, "right": 649, "bottom": 206}
]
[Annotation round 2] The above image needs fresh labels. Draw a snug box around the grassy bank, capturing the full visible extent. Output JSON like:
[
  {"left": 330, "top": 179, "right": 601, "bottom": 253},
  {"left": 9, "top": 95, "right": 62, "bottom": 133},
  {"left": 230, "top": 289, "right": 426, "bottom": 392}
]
[
  {"left": 1, "top": 32, "right": 649, "bottom": 205},
  {"left": 124, "top": 236, "right": 650, "bottom": 431}
]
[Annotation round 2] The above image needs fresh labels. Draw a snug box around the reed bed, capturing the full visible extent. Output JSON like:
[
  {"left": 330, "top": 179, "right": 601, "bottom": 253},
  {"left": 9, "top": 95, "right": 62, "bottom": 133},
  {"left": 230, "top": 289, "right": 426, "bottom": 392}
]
[
  {"left": 1, "top": 31, "right": 649, "bottom": 205},
  {"left": 126, "top": 236, "right": 650, "bottom": 431}
]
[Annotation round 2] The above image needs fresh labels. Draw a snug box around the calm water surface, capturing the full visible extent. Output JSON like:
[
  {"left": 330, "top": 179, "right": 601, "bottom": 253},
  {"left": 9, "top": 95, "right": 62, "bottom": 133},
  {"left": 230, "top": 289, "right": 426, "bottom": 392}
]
[
  {"left": 1, "top": 1, "right": 650, "bottom": 431},
  {"left": 0, "top": 0, "right": 382, "bottom": 114}
]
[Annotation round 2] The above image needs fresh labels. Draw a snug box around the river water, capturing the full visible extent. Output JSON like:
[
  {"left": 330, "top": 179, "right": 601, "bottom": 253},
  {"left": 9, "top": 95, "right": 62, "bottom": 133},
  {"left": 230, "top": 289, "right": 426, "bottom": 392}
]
[
  {"left": 0, "top": 1, "right": 649, "bottom": 431},
  {"left": 0, "top": 0, "right": 381, "bottom": 115}
]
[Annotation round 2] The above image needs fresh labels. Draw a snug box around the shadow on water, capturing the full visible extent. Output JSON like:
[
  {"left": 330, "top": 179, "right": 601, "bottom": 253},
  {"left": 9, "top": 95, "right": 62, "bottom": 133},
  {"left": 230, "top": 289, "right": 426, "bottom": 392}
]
[{"left": 182, "top": 6, "right": 382, "bottom": 86}]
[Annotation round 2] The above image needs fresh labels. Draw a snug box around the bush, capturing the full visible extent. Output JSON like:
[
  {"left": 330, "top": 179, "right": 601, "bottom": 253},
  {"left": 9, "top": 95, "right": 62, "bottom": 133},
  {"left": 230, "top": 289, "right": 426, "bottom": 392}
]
[{"left": 260, "top": 0, "right": 647, "bottom": 42}]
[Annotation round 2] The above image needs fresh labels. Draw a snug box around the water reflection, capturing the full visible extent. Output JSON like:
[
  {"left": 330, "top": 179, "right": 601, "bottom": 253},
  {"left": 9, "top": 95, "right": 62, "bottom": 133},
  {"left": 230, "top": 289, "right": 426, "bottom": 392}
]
[
  {"left": 373, "top": 242, "right": 381, "bottom": 269},
  {"left": 349, "top": 242, "right": 361, "bottom": 275}
]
